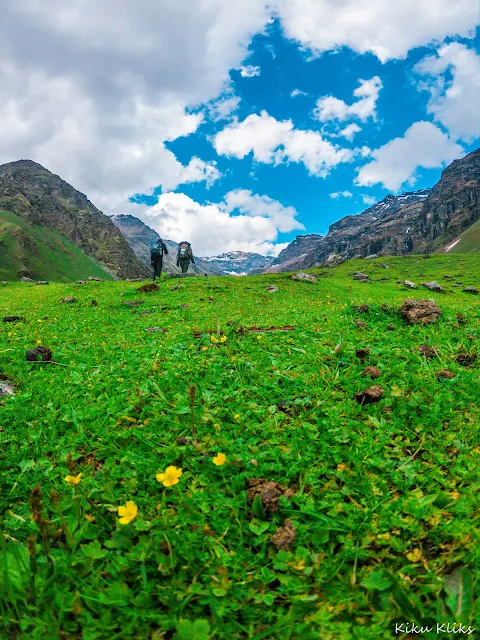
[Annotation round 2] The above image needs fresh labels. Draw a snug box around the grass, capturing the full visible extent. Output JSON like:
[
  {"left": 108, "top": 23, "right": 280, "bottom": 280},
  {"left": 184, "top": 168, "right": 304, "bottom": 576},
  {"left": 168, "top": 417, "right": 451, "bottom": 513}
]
[
  {"left": 0, "top": 210, "right": 113, "bottom": 282},
  {"left": 436, "top": 219, "right": 480, "bottom": 255},
  {"left": 0, "top": 254, "right": 479, "bottom": 639}
]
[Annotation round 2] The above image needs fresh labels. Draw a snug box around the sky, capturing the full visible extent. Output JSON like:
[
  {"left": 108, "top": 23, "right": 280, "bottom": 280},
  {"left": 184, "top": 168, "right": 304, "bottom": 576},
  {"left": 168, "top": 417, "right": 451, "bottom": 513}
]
[{"left": 0, "top": 1, "right": 479, "bottom": 256}]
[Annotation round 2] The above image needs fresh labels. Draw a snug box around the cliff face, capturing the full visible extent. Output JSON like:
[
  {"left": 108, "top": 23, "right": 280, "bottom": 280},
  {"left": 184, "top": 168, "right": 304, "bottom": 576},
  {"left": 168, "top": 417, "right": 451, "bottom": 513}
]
[
  {"left": 201, "top": 251, "right": 274, "bottom": 275},
  {"left": 0, "top": 160, "right": 150, "bottom": 279},
  {"left": 269, "top": 148, "right": 480, "bottom": 272}
]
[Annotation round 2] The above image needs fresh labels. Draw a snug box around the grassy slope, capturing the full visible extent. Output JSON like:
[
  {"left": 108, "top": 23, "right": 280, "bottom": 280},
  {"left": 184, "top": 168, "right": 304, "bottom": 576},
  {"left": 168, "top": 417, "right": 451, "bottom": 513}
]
[
  {"left": 0, "top": 254, "right": 479, "bottom": 639},
  {"left": 0, "top": 209, "right": 113, "bottom": 282},
  {"left": 436, "top": 219, "right": 480, "bottom": 254}
]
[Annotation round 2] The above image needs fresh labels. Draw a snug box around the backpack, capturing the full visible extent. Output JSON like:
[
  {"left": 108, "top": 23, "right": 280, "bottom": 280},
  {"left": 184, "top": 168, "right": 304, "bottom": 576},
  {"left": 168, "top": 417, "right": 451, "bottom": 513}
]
[
  {"left": 178, "top": 242, "right": 191, "bottom": 259},
  {"left": 150, "top": 244, "right": 163, "bottom": 260}
]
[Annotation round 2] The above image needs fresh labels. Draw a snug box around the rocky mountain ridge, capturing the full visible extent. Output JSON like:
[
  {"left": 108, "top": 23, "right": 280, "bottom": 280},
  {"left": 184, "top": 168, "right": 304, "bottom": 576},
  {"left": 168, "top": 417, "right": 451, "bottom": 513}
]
[{"left": 202, "top": 251, "right": 274, "bottom": 275}]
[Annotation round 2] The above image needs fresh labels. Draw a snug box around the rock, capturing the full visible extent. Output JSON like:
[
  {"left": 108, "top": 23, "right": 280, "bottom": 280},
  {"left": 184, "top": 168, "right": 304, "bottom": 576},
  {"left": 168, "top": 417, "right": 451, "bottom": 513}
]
[
  {"left": 87, "top": 276, "right": 102, "bottom": 281},
  {"left": 76, "top": 280, "right": 86, "bottom": 285},
  {"left": 437, "top": 369, "right": 455, "bottom": 380},
  {"left": 271, "top": 519, "right": 296, "bottom": 551},
  {"left": 127, "top": 278, "right": 144, "bottom": 282},
  {"left": 422, "top": 281, "right": 445, "bottom": 292},
  {"left": 3, "top": 316, "right": 24, "bottom": 323},
  {"left": 291, "top": 272, "right": 318, "bottom": 284},
  {"left": 180, "top": 304, "right": 190, "bottom": 309},
  {"left": 170, "top": 285, "right": 181, "bottom": 291},
  {"left": 139, "top": 311, "right": 153, "bottom": 316},
  {"left": 324, "top": 253, "right": 345, "bottom": 267},
  {"left": 456, "top": 353, "right": 477, "bottom": 366},
  {"left": 363, "top": 366, "right": 382, "bottom": 379},
  {"left": 246, "top": 478, "right": 295, "bottom": 513},
  {"left": 137, "top": 283, "right": 159, "bottom": 293},
  {"left": 365, "top": 254, "right": 378, "bottom": 259},
  {"left": 354, "top": 385, "right": 384, "bottom": 405},
  {"left": 380, "top": 264, "right": 391, "bottom": 269},
  {"left": 0, "top": 381, "right": 15, "bottom": 396},
  {"left": 123, "top": 300, "right": 145, "bottom": 307},
  {"left": 418, "top": 344, "right": 438, "bottom": 359},
  {"left": 400, "top": 299, "right": 442, "bottom": 325},
  {"left": 20, "top": 277, "right": 35, "bottom": 283},
  {"left": 404, "top": 280, "right": 417, "bottom": 289},
  {"left": 354, "top": 272, "right": 370, "bottom": 281},
  {"left": 144, "top": 327, "right": 167, "bottom": 333},
  {"left": 35, "top": 281, "right": 49, "bottom": 285},
  {"left": 26, "top": 346, "right": 53, "bottom": 362},
  {"left": 0, "top": 281, "right": 8, "bottom": 285},
  {"left": 463, "top": 287, "right": 478, "bottom": 294},
  {"left": 267, "top": 285, "right": 279, "bottom": 293},
  {"left": 60, "top": 297, "right": 76, "bottom": 303}
]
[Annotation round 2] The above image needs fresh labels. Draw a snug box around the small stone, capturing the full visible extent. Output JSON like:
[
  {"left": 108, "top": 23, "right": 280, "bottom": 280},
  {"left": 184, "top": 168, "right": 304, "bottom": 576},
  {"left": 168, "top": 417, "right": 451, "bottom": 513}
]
[
  {"left": 463, "top": 287, "right": 478, "bottom": 294},
  {"left": 35, "top": 281, "right": 49, "bottom": 285},
  {"left": 20, "top": 277, "right": 35, "bottom": 283},
  {"left": 0, "top": 381, "right": 15, "bottom": 396},
  {"left": 404, "top": 280, "right": 417, "bottom": 289},
  {"left": 144, "top": 327, "right": 167, "bottom": 333},
  {"left": 422, "top": 281, "right": 445, "bottom": 292},
  {"left": 87, "top": 276, "right": 102, "bottom": 282},
  {"left": 123, "top": 300, "right": 145, "bottom": 307},
  {"left": 354, "top": 272, "right": 370, "bottom": 281},
  {"left": 354, "top": 385, "right": 384, "bottom": 405},
  {"left": 76, "top": 280, "right": 86, "bottom": 285},
  {"left": 60, "top": 297, "right": 77, "bottom": 303},
  {"left": 170, "top": 285, "right": 181, "bottom": 291},
  {"left": 291, "top": 272, "right": 318, "bottom": 284},
  {"left": 267, "top": 285, "right": 279, "bottom": 293},
  {"left": 400, "top": 299, "right": 442, "bottom": 325},
  {"left": 380, "top": 264, "right": 391, "bottom": 269},
  {"left": 363, "top": 366, "right": 382, "bottom": 379}
]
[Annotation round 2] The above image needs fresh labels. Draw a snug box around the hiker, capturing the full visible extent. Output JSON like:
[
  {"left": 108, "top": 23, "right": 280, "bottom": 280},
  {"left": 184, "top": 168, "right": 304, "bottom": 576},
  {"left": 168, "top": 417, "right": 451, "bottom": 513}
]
[
  {"left": 176, "top": 241, "right": 195, "bottom": 274},
  {"left": 150, "top": 238, "right": 169, "bottom": 280}
]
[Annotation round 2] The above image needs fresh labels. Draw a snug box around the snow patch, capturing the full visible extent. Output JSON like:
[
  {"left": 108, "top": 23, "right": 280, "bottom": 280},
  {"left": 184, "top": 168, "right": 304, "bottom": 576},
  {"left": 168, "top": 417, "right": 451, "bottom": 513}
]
[{"left": 445, "top": 238, "right": 461, "bottom": 253}]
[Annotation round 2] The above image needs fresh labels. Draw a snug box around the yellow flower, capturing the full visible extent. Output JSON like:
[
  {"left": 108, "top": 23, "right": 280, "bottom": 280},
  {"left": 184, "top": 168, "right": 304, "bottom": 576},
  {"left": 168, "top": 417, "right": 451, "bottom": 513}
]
[
  {"left": 256, "top": 335, "right": 262, "bottom": 340},
  {"left": 156, "top": 466, "right": 183, "bottom": 487},
  {"left": 213, "top": 452, "right": 226, "bottom": 466},
  {"left": 220, "top": 335, "right": 227, "bottom": 343},
  {"left": 230, "top": 356, "right": 236, "bottom": 362},
  {"left": 406, "top": 548, "right": 422, "bottom": 563},
  {"left": 36, "top": 339, "right": 42, "bottom": 345},
  {"left": 210, "top": 335, "right": 219, "bottom": 344},
  {"left": 234, "top": 414, "right": 240, "bottom": 420},
  {"left": 64, "top": 473, "right": 83, "bottom": 486},
  {"left": 202, "top": 346, "right": 208, "bottom": 352},
  {"left": 117, "top": 501, "right": 138, "bottom": 525},
  {"left": 37, "top": 319, "right": 43, "bottom": 323}
]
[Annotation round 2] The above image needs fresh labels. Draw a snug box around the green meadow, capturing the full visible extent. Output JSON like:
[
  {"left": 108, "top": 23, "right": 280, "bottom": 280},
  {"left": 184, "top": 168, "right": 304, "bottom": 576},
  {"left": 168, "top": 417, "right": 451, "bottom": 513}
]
[{"left": 0, "top": 254, "right": 479, "bottom": 639}]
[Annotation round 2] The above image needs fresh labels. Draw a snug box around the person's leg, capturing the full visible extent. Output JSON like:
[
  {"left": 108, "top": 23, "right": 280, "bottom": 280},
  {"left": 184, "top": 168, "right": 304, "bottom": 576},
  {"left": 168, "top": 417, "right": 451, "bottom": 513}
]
[
  {"left": 158, "top": 257, "right": 163, "bottom": 278},
  {"left": 181, "top": 261, "right": 188, "bottom": 274},
  {"left": 152, "top": 261, "right": 156, "bottom": 280}
]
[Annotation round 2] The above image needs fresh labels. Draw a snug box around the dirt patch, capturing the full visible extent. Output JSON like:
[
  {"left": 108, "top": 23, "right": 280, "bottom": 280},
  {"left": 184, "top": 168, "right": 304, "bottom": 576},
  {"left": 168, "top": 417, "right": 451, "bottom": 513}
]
[
  {"left": 354, "top": 304, "right": 370, "bottom": 313},
  {"left": 418, "top": 344, "right": 438, "bottom": 359},
  {"left": 137, "top": 283, "right": 159, "bottom": 293},
  {"left": 437, "top": 369, "right": 455, "bottom": 380},
  {"left": 123, "top": 300, "right": 145, "bottom": 307},
  {"left": 271, "top": 519, "right": 296, "bottom": 551},
  {"left": 456, "top": 353, "right": 477, "bottom": 366},
  {"left": 363, "top": 366, "right": 382, "bottom": 379},
  {"left": 400, "top": 299, "right": 442, "bottom": 325},
  {"left": 26, "top": 346, "right": 53, "bottom": 362},
  {"left": 246, "top": 478, "right": 295, "bottom": 513},
  {"left": 90, "top": 300, "right": 99, "bottom": 307},
  {"left": 355, "top": 320, "right": 368, "bottom": 328},
  {"left": 456, "top": 313, "right": 467, "bottom": 325},
  {"left": 354, "top": 385, "right": 384, "bottom": 405},
  {"left": 3, "top": 316, "right": 25, "bottom": 323},
  {"left": 356, "top": 348, "right": 370, "bottom": 361}
]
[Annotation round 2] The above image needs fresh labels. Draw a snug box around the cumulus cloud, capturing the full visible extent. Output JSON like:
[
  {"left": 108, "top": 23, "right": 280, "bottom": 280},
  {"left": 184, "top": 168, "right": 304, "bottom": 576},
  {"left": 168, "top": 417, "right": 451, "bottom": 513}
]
[
  {"left": 274, "top": 0, "right": 478, "bottom": 62},
  {"left": 291, "top": 88, "right": 309, "bottom": 98},
  {"left": 239, "top": 65, "right": 261, "bottom": 77},
  {"left": 355, "top": 121, "right": 464, "bottom": 191},
  {"left": 0, "top": 0, "right": 271, "bottom": 211},
  {"left": 362, "top": 195, "right": 377, "bottom": 206},
  {"left": 214, "top": 111, "right": 353, "bottom": 176},
  {"left": 339, "top": 123, "right": 362, "bottom": 141},
  {"left": 124, "top": 189, "right": 304, "bottom": 256},
  {"left": 330, "top": 191, "right": 353, "bottom": 199},
  {"left": 314, "top": 77, "right": 383, "bottom": 123},
  {"left": 414, "top": 43, "right": 480, "bottom": 142}
]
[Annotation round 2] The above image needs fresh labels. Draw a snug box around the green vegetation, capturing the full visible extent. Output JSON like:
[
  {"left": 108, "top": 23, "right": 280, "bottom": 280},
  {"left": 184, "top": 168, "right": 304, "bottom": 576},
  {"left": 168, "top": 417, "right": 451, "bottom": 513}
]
[
  {"left": 0, "top": 254, "right": 479, "bottom": 639},
  {"left": 0, "top": 210, "right": 113, "bottom": 282},
  {"left": 437, "top": 220, "right": 480, "bottom": 255}
]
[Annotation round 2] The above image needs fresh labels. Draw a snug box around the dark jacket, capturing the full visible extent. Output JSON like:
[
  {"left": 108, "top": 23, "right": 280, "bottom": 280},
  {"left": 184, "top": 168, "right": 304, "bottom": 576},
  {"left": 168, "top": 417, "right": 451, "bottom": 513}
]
[{"left": 151, "top": 240, "right": 168, "bottom": 261}]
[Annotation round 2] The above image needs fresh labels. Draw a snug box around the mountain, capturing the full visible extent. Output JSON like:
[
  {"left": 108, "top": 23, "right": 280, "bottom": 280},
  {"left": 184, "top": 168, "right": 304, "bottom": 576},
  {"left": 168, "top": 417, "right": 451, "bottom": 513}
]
[
  {"left": 110, "top": 214, "right": 227, "bottom": 276},
  {"left": 268, "top": 148, "right": 480, "bottom": 272},
  {"left": 0, "top": 160, "right": 150, "bottom": 280},
  {"left": 201, "top": 251, "right": 274, "bottom": 275}
]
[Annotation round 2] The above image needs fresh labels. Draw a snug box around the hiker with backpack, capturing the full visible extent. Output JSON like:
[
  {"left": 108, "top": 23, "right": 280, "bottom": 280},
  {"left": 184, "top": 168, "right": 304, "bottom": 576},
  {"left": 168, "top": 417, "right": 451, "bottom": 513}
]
[
  {"left": 177, "top": 241, "right": 195, "bottom": 274},
  {"left": 150, "top": 238, "right": 169, "bottom": 280}
]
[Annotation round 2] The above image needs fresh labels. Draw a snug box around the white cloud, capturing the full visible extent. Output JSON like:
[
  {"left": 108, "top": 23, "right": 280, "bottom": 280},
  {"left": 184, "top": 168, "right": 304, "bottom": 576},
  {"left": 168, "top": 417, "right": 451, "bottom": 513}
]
[
  {"left": 239, "top": 65, "right": 261, "bottom": 77},
  {"left": 0, "top": 0, "right": 271, "bottom": 211},
  {"left": 214, "top": 110, "right": 353, "bottom": 176},
  {"left": 207, "top": 93, "right": 241, "bottom": 122},
  {"left": 339, "top": 123, "right": 362, "bottom": 141},
  {"left": 414, "top": 43, "right": 480, "bottom": 142},
  {"left": 291, "top": 88, "right": 309, "bottom": 98},
  {"left": 124, "top": 189, "right": 304, "bottom": 256},
  {"left": 355, "top": 121, "right": 464, "bottom": 191},
  {"left": 314, "top": 77, "right": 383, "bottom": 123},
  {"left": 330, "top": 191, "right": 353, "bottom": 199},
  {"left": 275, "top": 0, "right": 479, "bottom": 62},
  {"left": 362, "top": 195, "right": 377, "bottom": 206}
]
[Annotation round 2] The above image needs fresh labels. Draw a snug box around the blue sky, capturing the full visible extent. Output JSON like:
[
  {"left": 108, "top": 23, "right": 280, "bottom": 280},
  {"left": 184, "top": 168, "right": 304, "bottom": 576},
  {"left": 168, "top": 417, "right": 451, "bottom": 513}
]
[{"left": 1, "top": 1, "right": 479, "bottom": 255}]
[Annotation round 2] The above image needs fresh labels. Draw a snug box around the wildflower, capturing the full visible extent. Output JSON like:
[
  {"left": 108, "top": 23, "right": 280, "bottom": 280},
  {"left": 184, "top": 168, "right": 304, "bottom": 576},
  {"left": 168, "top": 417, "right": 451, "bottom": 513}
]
[
  {"left": 36, "top": 339, "right": 42, "bottom": 345},
  {"left": 118, "top": 501, "right": 138, "bottom": 525},
  {"left": 64, "top": 473, "right": 83, "bottom": 486},
  {"left": 406, "top": 548, "right": 422, "bottom": 563},
  {"left": 211, "top": 335, "right": 218, "bottom": 344},
  {"left": 234, "top": 414, "right": 240, "bottom": 420},
  {"left": 231, "top": 356, "right": 236, "bottom": 362},
  {"left": 213, "top": 453, "right": 226, "bottom": 466},
  {"left": 256, "top": 335, "right": 262, "bottom": 340},
  {"left": 202, "top": 346, "right": 208, "bottom": 352},
  {"left": 156, "top": 466, "right": 182, "bottom": 487},
  {"left": 37, "top": 319, "right": 43, "bottom": 323},
  {"left": 220, "top": 335, "right": 227, "bottom": 343}
]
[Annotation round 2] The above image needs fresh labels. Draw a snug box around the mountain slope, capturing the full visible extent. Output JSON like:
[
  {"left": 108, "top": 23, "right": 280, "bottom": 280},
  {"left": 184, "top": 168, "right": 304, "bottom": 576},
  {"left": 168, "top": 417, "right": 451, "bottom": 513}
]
[
  {"left": 0, "top": 160, "right": 149, "bottom": 280},
  {"left": 269, "top": 148, "right": 480, "bottom": 272},
  {"left": 110, "top": 214, "right": 227, "bottom": 276},
  {"left": 202, "top": 251, "right": 274, "bottom": 275},
  {"left": 0, "top": 209, "right": 113, "bottom": 281}
]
